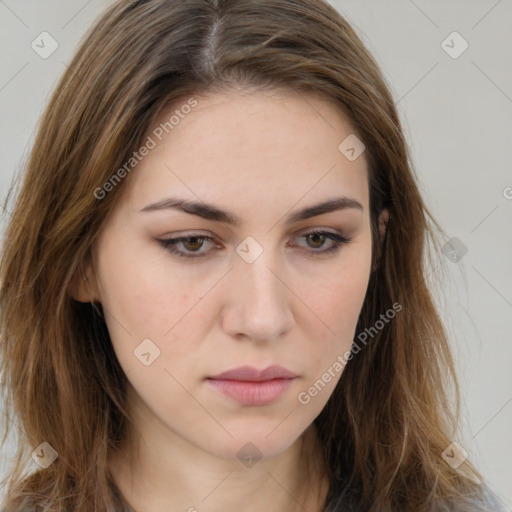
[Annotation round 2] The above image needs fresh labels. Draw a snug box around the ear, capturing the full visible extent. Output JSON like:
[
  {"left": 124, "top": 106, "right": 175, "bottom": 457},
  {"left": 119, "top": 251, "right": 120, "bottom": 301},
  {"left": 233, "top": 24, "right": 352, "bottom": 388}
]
[
  {"left": 68, "top": 260, "right": 99, "bottom": 303},
  {"left": 378, "top": 208, "right": 390, "bottom": 242}
]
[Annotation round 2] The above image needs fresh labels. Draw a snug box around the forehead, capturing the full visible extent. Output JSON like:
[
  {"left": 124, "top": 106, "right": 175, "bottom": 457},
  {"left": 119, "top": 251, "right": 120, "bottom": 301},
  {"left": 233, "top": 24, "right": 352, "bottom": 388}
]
[{"left": 124, "top": 88, "right": 369, "bottom": 216}]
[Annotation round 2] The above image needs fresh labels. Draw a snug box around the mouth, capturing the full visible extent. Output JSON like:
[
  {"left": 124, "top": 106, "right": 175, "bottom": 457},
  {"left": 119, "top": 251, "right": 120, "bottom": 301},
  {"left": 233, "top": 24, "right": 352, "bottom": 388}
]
[{"left": 206, "top": 365, "right": 298, "bottom": 406}]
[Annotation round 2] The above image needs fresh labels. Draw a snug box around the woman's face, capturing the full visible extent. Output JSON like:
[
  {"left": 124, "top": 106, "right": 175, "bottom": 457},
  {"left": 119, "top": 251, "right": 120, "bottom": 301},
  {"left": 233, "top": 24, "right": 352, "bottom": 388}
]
[{"left": 82, "top": 88, "right": 373, "bottom": 461}]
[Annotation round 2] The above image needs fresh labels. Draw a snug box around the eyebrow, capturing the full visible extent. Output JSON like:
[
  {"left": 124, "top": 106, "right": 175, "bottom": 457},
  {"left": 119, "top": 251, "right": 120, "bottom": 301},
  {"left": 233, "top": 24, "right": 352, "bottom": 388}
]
[{"left": 139, "top": 196, "right": 363, "bottom": 226}]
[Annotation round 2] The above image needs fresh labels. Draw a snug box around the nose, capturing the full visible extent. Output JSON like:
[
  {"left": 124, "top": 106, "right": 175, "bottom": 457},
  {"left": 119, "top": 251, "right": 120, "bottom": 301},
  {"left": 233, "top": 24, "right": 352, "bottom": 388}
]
[{"left": 220, "top": 249, "right": 295, "bottom": 343}]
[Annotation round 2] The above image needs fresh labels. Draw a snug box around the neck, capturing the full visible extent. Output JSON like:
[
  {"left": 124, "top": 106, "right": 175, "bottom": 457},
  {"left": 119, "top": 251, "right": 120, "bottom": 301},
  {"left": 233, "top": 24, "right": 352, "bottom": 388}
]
[{"left": 108, "top": 410, "right": 329, "bottom": 512}]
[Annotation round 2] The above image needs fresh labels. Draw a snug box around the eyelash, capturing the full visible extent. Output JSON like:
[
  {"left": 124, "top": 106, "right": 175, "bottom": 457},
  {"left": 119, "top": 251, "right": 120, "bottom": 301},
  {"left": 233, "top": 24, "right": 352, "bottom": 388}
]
[{"left": 156, "top": 230, "right": 352, "bottom": 259}]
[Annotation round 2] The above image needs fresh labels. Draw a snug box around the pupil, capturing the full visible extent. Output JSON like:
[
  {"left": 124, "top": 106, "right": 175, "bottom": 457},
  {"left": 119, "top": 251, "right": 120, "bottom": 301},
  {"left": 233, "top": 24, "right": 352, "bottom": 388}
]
[
  {"left": 309, "top": 234, "right": 324, "bottom": 248},
  {"left": 186, "top": 237, "right": 202, "bottom": 250}
]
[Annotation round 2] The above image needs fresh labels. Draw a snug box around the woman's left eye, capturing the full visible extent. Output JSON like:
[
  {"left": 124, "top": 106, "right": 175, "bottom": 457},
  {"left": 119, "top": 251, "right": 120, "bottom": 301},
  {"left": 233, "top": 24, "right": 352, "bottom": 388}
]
[{"left": 157, "top": 230, "right": 351, "bottom": 259}]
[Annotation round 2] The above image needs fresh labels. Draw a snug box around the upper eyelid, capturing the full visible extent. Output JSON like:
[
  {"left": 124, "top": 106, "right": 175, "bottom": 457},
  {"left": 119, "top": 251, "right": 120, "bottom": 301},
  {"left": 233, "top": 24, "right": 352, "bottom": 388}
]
[{"left": 161, "top": 226, "right": 344, "bottom": 239}]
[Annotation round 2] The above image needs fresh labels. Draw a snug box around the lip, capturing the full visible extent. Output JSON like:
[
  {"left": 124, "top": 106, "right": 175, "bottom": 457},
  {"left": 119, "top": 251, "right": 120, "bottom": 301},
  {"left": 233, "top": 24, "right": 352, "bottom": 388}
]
[
  {"left": 208, "top": 365, "right": 297, "bottom": 382},
  {"left": 207, "top": 378, "right": 296, "bottom": 406},
  {"left": 207, "top": 365, "right": 297, "bottom": 406}
]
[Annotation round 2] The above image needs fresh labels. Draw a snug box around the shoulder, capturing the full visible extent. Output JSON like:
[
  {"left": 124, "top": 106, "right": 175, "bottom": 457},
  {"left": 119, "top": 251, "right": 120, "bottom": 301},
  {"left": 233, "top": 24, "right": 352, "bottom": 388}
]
[
  {"left": 474, "top": 485, "right": 509, "bottom": 511},
  {"left": 323, "top": 483, "right": 509, "bottom": 511},
  {"left": 449, "top": 484, "right": 509, "bottom": 512}
]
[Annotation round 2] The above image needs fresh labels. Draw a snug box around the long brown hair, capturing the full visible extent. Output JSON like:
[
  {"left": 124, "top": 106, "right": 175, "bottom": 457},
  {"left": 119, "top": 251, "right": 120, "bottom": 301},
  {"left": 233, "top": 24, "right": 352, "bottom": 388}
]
[{"left": 0, "top": 0, "right": 493, "bottom": 510}]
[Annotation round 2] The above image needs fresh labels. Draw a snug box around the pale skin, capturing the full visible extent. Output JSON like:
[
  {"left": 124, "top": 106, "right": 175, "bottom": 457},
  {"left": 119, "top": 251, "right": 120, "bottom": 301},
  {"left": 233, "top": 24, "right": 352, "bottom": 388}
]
[{"left": 71, "top": 87, "right": 389, "bottom": 512}]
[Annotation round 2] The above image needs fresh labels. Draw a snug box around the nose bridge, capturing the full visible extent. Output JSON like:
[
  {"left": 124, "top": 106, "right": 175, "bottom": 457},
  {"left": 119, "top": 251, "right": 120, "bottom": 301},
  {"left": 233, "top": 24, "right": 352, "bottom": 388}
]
[
  {"left": 222, "top": 243, "right": 294, "bottom": 341},
  {"left": 241, "top": 250, "right": 281, "bottom": 304}
]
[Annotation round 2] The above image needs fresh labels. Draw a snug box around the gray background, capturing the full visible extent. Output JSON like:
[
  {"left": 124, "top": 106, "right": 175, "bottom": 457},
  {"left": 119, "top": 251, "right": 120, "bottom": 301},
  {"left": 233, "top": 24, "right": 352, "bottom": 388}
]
[{"left": 0, "top": 0, "right": 511, "bottom": 508}]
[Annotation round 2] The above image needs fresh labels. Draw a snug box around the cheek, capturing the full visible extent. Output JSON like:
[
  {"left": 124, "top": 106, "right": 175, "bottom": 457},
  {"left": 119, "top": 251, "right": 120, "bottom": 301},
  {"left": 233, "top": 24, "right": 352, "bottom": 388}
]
[
  {"left": 297, "top": 248, "right": 372, "bottom": 374},
  {"left": 300, "top": 251, "right": 371, "bottom": 333},
  {"left": 94, "top": 239, "right": 215, "bottom": 379},
  {"left": 96, "top": 234, "right": 197, "bottom": 331}
]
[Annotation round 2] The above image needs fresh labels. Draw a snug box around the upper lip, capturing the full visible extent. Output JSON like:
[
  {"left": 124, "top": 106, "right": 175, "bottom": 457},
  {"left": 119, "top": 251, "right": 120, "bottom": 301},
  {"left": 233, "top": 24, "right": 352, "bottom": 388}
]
[{"left": 208, "top": 365, "right": 297, "bottom": 382}]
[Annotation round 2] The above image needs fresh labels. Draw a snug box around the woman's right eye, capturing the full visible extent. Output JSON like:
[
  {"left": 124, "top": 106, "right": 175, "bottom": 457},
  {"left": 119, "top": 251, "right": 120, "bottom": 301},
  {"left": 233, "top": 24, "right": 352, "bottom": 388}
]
[{"left": 157, "top": 235, "right": 218, "bottom": 259}]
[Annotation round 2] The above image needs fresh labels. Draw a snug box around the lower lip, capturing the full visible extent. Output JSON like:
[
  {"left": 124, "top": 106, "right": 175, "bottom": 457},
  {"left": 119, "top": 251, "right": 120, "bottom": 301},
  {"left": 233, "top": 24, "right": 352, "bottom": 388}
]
[{"left": 206, "top": 378, "right": 296, "bottom": 406}]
